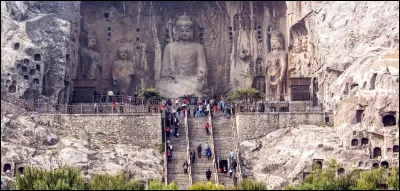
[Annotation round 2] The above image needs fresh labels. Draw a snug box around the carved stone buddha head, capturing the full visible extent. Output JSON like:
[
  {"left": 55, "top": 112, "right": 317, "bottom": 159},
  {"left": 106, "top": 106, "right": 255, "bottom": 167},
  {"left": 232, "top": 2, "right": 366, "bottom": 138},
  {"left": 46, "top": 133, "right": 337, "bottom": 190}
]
[
  {"left": 174, "top": 13, "right": 194, "bottom": 41},
  {"left": 293, "top": 38, "right": 301, "bottom": 53},
  {"left": 118, "top": 47, "right": 128, "bottom": 60},
  {"left": 270, "top": 30, "right": 283, "bottom": 51}
]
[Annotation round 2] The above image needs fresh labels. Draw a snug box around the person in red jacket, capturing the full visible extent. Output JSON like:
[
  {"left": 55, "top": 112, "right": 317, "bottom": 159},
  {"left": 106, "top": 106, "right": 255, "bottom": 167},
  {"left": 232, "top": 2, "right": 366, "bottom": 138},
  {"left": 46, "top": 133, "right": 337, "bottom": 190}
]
[
  {"left": 204, "top": 122, "right": 211, "bottom": 135},
  {"left": 166, "top": 127, "right": 171, "bottom": 137}
]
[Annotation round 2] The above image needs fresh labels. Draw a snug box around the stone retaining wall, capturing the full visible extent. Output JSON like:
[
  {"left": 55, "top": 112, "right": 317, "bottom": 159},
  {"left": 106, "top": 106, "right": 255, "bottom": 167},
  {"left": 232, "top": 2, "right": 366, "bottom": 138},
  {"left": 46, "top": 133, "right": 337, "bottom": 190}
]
[
  {"left": 236, "top": 112, "right": 327, "bottom": 141},
  {"left": 36, "top": 113, "right": 162, "bottom": 149}
]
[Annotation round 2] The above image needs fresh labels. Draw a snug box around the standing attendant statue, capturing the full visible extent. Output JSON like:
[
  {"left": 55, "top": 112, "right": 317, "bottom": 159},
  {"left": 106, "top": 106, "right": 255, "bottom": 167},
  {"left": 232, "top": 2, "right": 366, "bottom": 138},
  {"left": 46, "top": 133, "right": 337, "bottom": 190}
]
[
  {"left": 112, "top": 47, "right": 135, "bottom": 95},
  {"left": 266, "top": 30, "right": 288, "bottom": 100}
]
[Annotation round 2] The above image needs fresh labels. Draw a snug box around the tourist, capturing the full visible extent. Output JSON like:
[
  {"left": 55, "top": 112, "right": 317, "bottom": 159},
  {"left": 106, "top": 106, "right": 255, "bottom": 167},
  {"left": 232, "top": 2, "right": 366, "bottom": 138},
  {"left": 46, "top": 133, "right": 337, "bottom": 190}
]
[
  {"left": 204, "top": 122, "right": 211, "bottom": 135},
  {"left": 206, "top": 148, "right": 212, "bottom": 160},
  {"left": 183, "top": 161, "right": 188, "bottom": 174},
  {"left": 169, "top": 143, "right": 173, "bottom": 152},
  {"left": 99, "top": 105, "right": 103, "bottom": 113},
  {"left": 113, "top": 102, "right": 117, "bottom": 113},
  {"left": 206, "top": 169, "right": 212, "bottom": 181},
  {"left": 166, "top": 127, "right": 171, "bottom": 138},
  {"left": 229, "top": 168, "right": 233, "bottom": 178},
  {"left": 191, "top": 151, "right": 196, "bottom": 164},
  {"left": 120, "top": 105, "right": 124, "bottom": 113},
  {"left": 223, "top": 165, "right": 228, "bottom": 176},
  {"left": 168, "top": 150, "right": 172, "bottom": 162},
  {"left": 231, "top": 158, "right": 237, "bottom": 172},
  {"left": 94, "top": 102, "right": 98, "bottom": 114},
  {"left": 175, "top": 99, "right": 179, "bottom": 106},
  {"left": 205, "top": 142, "right": 209, "bottom": 150},
  {"left": 187, "top": 106, "right": 191, "bottom": 118},
  {"left": 229, "top": 150, "right": 235, "bottom": 160},
  {"left": 190, "top": 151, "right": 194, "bottom": 164},
  {"left": 197, "top": 144, "right": 202, "bottom": 159},
  {"left": 174, "top": 125, "right": 179, "bottom": 138},
  {"left": 233, "top": 174, "right": 238, "bottom": 187}
]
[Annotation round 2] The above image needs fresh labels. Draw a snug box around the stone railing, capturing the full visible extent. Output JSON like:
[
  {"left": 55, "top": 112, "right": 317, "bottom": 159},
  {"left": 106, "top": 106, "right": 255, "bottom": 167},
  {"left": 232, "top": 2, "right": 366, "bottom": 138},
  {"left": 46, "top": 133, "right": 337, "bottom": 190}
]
[
  {"left": 1, "top": 92, "right": 34, "bottom": 111},
  {"left": 163, "top": 109, "right": 168, "bottom": 186},
  {"left": 235, "top": 102, "right": 323, "bottom": 114},
  {"left": 208, "top": 114, "right": 219, "bottom": 185},
  {"left": 185, "top": 110, "right": 193, "bottom": 186},
  {"left": 31, "top": 103, "right": 160, "bottom": 114}
]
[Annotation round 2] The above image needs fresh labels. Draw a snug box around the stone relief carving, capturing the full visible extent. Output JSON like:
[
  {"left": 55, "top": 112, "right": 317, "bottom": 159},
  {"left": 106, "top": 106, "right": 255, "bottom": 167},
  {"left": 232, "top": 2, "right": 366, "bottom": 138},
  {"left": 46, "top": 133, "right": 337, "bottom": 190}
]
[
  {"left": 112, "top": 46, "right": 135, "bottom": 95},
  {"left": 266, "top": 30, "right": 288, "bottom": 100},
  {"left": 253, "top": 57, "right": 265, "bottom": 92},
  {"left": 288, "top": 22, "right": 309, "bottom": 78},
  {"left": 80, "top": 32, "right": 101, "bottom": 80},
  {"left": 158, "top": 13, "right": 208, "bottom": 98}
]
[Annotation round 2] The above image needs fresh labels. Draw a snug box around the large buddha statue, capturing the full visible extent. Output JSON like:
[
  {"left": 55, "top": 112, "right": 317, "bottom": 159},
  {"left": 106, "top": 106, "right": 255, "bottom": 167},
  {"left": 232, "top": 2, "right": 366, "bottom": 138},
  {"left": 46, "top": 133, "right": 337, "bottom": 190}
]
[
  {"left": 158, "top": 13, "right": 208, "bottom": 98},
  {"left": 112, "top": 47, "right": 135, "bottom": 95},
  {"left": 266, "top": 30, "right": 288, "bottom": 100}
]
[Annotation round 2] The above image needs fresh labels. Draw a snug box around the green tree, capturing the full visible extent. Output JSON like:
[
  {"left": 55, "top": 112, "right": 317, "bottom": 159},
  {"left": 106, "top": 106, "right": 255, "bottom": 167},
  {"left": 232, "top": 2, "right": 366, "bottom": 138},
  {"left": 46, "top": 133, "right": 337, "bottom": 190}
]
[
  {"left": 148, "top": 179, "right": 178, "bottom": 190},
  {"left": 189, "top": 181, "right": 224, "bottom": 190},
  {"left": 12, "top": 165, "right": 85, "bottom": 190},
  {"left": 235, "top": 178, "right": 267, "bottom": 190},
  {"left": 387, "top": 167, "right": 399, "bottom": 190},
  {"left": 138, "top": 88, "right": 165, "bottom": 100},
  {"left": 351, "top": 167, "right": 386, "bottom": 190}
]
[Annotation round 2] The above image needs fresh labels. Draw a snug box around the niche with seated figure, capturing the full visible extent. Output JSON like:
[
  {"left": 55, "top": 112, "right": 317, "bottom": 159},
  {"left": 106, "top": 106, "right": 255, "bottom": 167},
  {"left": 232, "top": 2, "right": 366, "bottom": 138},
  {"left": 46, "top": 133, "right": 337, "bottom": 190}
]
[
  {"left": 14, "top": 43, "right": 20, "bottom": 50},
  {"left": 381, "top": 161, "right": 389, "bottom": 168},
  {"left": 8, "top": 85, "right": 16, "bottom": 93},
  {"left": 34, "top": 54, "right": 41, "bottom": 61}
]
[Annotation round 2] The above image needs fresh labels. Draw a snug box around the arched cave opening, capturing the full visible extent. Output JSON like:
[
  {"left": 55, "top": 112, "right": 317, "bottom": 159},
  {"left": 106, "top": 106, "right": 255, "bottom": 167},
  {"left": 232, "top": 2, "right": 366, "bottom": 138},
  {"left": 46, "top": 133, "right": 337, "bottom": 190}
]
[
  {"left": 36, "top": 64, "right": 40, "bottom": 71},
  {"left": 6, "top": 80, "right": 10, "bottom": 85},
  {"left": 14, "top": 43, "right": 20, "bottom": 50},
  {"left": 8, "top": 85, "right": 16, "bottom": 93},
  {"left": 34, "top": 54, "right": 41, "bottom": 61},
  {"left": 337, "top": 168, "right": 345, "bottom": 176},
  {"left": 33, "top": 78, "right": 39, "bottom": 84},
  {"left": 24, "top": 75, "right": 29, "bottom": 80},
  {"left": 373, "top": 147, "right": 382, "bottom": 158},
  {"left": 382, "top": 115, "right": 396, "bottom": 127},
  {"left": 381, "top": 161, "right": 389, "bottom": 168},
  {"left": 393, "top": 145, "right": 399, "bottom": 153},
  {"left": 22, "top": 66, "right": 27, "bottom": 73},
  {"left": 372, "top": 163, "right": 379, "bottom": 168},
  {"left": 358, "top": 161, "right": 363, "bottom": 167},
  {"left": 18, "top": 167, "right": 24, "bottom": 173},
  {"left": 30, "top": 69, "right": 36, "bottom": 75},
  {"left": 351, "top": 139, "right": 359, "bottom": 146},
  {"left": 313, "top": 161, "right": 322, "bottom": 170},
  {"left": 361, "top": 138, "right": 369, "bottom": 145},
  {"left": 3, "top": 163, "right": 11, "bottom": 172},
  {"left": 24, "top": 59, "right": 29, "bottom": 65}
]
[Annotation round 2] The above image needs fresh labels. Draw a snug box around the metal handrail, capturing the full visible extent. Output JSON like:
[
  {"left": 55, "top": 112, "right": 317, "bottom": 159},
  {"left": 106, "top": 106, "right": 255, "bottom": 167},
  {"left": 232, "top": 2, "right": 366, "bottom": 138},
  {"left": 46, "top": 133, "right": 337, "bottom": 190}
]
[
  {"left": 208, "top": 114, "right": 219, "bottom": 185},
  {"left": 185, "top": 108, "right": 193, "bottom": 186}
]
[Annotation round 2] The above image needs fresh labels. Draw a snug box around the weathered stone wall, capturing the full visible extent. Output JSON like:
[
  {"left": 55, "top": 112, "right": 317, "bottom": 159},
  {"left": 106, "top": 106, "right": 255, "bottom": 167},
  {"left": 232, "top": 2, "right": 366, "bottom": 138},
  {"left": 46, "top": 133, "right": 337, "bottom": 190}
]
[
  {"left": 1, "top": 1, "right": 81, "bottom": 104},
  {"left": 1, "top": 100, "right": 26, "bottom": 115},
  {"left": 36, "top": 113, "right": 162, "bottom": 149},
  {"left": 236, "top": 112, "right": 325, "bottom": 141}
]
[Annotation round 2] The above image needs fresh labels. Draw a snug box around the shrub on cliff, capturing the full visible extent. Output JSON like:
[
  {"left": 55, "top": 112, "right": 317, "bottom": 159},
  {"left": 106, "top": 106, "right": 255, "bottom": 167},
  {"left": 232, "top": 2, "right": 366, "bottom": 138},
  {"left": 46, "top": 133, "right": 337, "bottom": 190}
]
[
  {"left": 235, "top": 178, "right": 267, "bottom": 190},
  {"left": 11, "top": 165, "right": 85, "bottom": 190},
  {"left": 87, "top": 173, "right": 144, "bottom": 190},
  {"left": 148, "top": 179, "right": 178, "bottom": 190},
  {"left": 189, "top": 181, "right": 224, "bottom": 190},
  {"left": 139, "top": 88, "right": 166, "bottom": 100}
]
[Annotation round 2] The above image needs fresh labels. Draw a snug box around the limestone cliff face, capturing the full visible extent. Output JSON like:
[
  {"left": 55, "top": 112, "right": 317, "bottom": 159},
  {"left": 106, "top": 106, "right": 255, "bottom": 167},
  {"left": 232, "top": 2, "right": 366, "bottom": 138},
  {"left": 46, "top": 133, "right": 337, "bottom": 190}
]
[
  {"left": 240, "top": 1, "right": 399, "bottom": 189},
  {"left": 1, "top": 1, "right": 80, "bottom": 104}
]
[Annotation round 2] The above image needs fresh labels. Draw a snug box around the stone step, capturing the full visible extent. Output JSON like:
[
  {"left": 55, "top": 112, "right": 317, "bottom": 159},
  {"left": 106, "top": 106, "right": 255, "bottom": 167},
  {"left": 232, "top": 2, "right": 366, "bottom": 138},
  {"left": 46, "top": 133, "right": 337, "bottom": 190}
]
[{"left": 192, "top": 174, "right": 215, "bottom": 183}]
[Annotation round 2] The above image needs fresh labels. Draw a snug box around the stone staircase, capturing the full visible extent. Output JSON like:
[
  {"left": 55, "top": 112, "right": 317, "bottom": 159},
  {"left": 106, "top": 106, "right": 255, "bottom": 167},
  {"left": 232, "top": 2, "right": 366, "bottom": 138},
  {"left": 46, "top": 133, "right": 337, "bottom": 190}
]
[
  {"left": 188, "top": 116, "right": 215, "bottom": 184},
  {"left": 212, "top": 112, "right": 236, "bottom": 189},
  {"left": 166, "top": 113, "right": 190, "bottom": 190}
]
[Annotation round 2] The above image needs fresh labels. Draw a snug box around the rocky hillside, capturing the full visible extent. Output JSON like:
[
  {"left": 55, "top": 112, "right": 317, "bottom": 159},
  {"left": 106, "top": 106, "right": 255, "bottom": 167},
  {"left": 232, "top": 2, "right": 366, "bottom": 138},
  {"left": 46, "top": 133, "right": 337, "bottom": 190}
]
[{"left": 240, "top": 1, "right": 399, "bottom": 189}]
